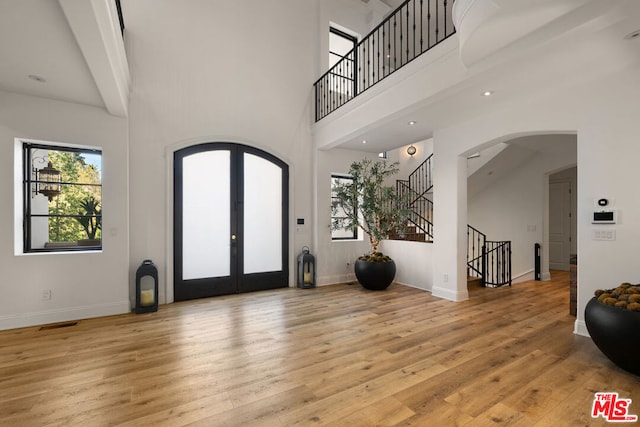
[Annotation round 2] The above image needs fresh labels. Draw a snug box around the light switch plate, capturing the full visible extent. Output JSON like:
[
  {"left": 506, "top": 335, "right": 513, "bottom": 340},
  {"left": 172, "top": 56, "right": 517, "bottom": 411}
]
[{"left": 593, "top": 230, "right": 616, "bottom": 241}]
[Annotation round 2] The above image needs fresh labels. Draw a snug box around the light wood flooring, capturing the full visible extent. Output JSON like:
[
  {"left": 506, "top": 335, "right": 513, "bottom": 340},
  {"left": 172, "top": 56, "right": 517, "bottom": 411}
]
[{"left": 1, "top": 272, "right": 639, "bottom": 426}]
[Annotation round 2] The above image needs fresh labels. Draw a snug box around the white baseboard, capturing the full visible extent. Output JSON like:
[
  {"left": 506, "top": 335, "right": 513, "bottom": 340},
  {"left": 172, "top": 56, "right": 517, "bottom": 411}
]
[
  {"left": 393, "top": 280, "right": 431, "bottom": 292},
  {"left": 0, "top": 300, "right": 131, "bottom": 331},
  {"left": 432, "top": 286, "right": 469, "bottom": 301},
  {"left": 317, "top": 273, "right": 357, "bottom": 286},
  {"left": 574, "top": 319, "right": 590, "bottom": 337},
  {"left": 512, "top": 269, "right": 534, "bottom": 284}
]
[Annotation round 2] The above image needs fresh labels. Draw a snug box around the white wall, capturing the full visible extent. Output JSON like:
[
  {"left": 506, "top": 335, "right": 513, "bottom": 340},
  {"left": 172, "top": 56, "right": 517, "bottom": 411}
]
[
  {"left": 467, "top": 136, "right": 576, "bottom": 282},
  {"left": 123, "top": 0, "right": 319, "bottom": 301},
  {"left": 432, "top": 65, "right": 640, "bottom": 336},
  {"left": 386, "top": 138, "right": 434, "bottom": 182},
  {"left": 0, "top": 91, "right": 129, "bottom": 330},
  {"left": 380, "top": 239, "right": 433, "bottom": 291}
]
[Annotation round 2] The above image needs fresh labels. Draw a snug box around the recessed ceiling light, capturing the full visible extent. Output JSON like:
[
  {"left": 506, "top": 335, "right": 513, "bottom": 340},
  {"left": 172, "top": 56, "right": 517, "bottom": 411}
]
[
  {"left": 28, "top": 74, "right": 46, "bottom": 83},
  {"left": 482, "top": 90, "right": 493, "bottom": 97},
  {"left": 408, "top": 121, "right": 416, "bottom": 126},
  {"left": 624, "top": 30, "right": 640, "bottom": 40},
  {"left": 361, "top": 140, "right": 367, "bottom": 144}
]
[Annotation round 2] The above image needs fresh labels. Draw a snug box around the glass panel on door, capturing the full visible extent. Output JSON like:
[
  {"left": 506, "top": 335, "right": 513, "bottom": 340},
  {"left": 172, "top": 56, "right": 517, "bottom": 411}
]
[
  {"left": 182, "top": 150, "right": 230, "bottom": 280},
  {"left": 243, "top": 152, "right": 282, "bottom": 274}
]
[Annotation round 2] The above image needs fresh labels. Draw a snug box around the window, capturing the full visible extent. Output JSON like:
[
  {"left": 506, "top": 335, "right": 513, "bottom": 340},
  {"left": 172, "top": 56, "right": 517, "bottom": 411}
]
[
  {"left": 378, "top": 152, "right": 387, "bottom": 159},
  {"left": 22, "top": 142, "right": 102, "bottom": 252},
  {"left": 331, "top": 174, "right": 358, "bottom": 240},
  {"left": 329, "top": 26, "right": 358, "bottom": 97},
  {"left": 329, "top": 27, "right": 357, "bottom": 68}
]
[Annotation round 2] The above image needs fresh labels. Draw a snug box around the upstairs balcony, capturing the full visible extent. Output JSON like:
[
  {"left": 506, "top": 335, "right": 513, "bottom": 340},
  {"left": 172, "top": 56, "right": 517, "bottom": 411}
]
[
  {"left": 312, "top": 0, "right": 619, "bottom": 154},
  {"left": 314, "top": 0, "right": 456, "bottom": 122}
]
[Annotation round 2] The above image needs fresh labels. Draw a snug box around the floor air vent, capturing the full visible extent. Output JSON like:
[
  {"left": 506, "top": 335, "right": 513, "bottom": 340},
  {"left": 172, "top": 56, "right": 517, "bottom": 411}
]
[{"left": 39, "top": 321, "right": 79, "bottom": 331}]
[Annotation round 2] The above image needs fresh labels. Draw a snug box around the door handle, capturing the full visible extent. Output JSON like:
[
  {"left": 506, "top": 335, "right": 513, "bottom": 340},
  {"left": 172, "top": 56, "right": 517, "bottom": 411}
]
[{"left": 231, "top": 234, "right": 237, "bottom": 240}]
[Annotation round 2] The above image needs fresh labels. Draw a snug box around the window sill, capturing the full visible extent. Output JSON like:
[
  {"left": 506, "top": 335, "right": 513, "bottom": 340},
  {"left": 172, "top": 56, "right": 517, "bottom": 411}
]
[{"left": 18, "top": 241, "right": 102, "bottom": 255}]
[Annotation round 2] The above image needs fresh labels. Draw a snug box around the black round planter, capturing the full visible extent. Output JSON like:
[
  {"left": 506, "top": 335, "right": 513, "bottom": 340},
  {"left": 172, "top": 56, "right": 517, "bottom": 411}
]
[
  {"left": 354, "top": 259, "right": 396, "bottom": 291},
  {"left": 585, "top": 297, "right": 640, "bottom": 376}
]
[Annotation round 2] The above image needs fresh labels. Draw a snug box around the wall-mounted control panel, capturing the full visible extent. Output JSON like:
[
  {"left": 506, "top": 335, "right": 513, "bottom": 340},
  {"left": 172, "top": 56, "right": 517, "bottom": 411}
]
[{"left": 592, "top": 210, "right": 616, "bottom": 224}]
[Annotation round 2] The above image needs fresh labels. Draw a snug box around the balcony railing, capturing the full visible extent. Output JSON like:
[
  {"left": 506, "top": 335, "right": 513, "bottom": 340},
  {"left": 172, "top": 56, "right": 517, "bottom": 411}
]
[{"left": 314, "top": 0, "right": 456, "bottom": 122}]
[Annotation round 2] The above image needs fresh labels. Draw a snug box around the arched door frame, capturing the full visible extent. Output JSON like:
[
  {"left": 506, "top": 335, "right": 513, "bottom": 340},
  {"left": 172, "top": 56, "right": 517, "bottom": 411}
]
[
  {"left": 459, "top": 131, "right": 577, "bottom": 285},
  {"left": 164, "top": 139, "right": 292, "bottom": 303}
]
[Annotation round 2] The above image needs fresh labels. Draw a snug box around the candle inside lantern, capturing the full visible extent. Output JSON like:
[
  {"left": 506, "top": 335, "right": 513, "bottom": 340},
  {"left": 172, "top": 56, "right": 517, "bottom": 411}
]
[
  {"left": 140, "top": 289, "right": 155, "bottom": 306},
  {"left": 304, "top": 272, "right": 311, "bottom": 284}
]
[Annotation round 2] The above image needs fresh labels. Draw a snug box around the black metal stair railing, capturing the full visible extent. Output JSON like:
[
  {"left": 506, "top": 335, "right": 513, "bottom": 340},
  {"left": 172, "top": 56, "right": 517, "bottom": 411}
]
[
  {"left": 467, "top": 225, "right": 486, "bottom": 286},
  {"left": 396, "top": 179, "right": 433, "bottom": 240},
  {"left": 484, "top": 240, "right": 512, "bottom": 287},
  {"left": 408, "top": 153, "right": 433, "bottom": 197},
  {"left": 467, "top": 225, "right": 512, "bottom": 288},
  {"left": 389, "top": 154, "right": 434, "bottom": 242},
  {"left": 314, "top": 0, "right": 456, "bottom": 121}
]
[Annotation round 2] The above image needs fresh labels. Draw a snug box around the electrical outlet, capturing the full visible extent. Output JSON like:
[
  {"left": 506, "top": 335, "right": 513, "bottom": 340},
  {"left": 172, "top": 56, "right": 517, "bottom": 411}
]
[
  {"left": 41, "top": 289, "right": 52, "bottom": 301},
  {"left": 443, "top": 274, "right": 449, "bottom": 283}
]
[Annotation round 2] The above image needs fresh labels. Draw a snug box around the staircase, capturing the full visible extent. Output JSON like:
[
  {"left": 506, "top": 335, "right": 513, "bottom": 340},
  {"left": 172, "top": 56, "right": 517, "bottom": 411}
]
[
  {"left": 467, "top": 225, "right": 512, "bottom": 288},
  {"left": 388, "top": 154, "right": 512, "bottom": 288},
  {"left": 389, "top": 154, "right": 434, "bottom": 242}
]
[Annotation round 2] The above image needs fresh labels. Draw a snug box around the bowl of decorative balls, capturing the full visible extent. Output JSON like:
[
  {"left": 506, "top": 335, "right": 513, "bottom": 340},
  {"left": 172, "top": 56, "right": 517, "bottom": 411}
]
[{"left": 585, "top": 283, "right": 640, "bottom": 376}]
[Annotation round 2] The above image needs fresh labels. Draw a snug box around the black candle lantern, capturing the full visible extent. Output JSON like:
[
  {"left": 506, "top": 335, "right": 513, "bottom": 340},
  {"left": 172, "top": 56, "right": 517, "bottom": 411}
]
[
  {"left": 297, "top": 246, "right": 315, "bottom": 289},
  {"left": 135, "top": 259, "right": 158, "bottom": 313}
]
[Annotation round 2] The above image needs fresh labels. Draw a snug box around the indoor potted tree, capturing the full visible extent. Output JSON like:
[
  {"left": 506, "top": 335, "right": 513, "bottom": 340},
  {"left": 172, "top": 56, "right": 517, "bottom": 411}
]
[{"left": 331, "top": 158, "right": 411, "bottom": 290}]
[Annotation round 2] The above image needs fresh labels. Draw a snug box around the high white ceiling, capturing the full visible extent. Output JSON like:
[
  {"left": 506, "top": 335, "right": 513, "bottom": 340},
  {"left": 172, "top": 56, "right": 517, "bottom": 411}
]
[
  {"left": 2, "top": 0, "right": 638, "bottom": 142},
  {"left": 0, "top": 0, "right": 103, "bottom": 107},
  {"left": 0, "top": 0, "right": 129, "bottom": 117},
  {"left": 0, "top": 0, "right": 403, "bottom": 118}
]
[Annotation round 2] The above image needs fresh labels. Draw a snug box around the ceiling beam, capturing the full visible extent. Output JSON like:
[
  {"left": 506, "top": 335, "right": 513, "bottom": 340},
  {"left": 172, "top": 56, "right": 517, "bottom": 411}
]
[{"left": 58, "top": 0, "right": 130, "bottom": 117}]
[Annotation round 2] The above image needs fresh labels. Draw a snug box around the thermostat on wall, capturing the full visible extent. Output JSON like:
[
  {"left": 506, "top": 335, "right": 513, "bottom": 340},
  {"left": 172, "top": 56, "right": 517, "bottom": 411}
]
[{"left": 592, "top": 210, "right": 616, "bottom": 224}]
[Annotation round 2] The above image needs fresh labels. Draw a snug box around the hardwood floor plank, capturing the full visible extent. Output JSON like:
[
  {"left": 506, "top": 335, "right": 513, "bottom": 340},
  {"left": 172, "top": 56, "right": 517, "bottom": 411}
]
[
  {"left": 463, "top": 402, "right": 532, "bottom": 427},
  {"left": 397, "top": 401, "right": 474, "bottom": 426},
  {"left": 324, "top": 396, "right": 415, "bottom": 426},
  {"left": 1, "top": 272, "right": 639, "bottom": 426},
  {"left": 443, "top": 349, "right": 561, "bottom": 417},
  {"left": 279, "top": 363, "right": 434, "bottom": 425}
]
